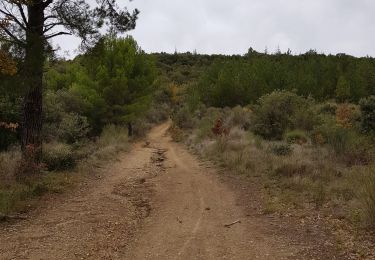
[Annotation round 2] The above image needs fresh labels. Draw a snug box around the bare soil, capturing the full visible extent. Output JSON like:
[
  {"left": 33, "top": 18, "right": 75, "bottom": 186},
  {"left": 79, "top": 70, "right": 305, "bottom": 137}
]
[{"left": 0, "top": 123, "right": 351, "bottom": 259}]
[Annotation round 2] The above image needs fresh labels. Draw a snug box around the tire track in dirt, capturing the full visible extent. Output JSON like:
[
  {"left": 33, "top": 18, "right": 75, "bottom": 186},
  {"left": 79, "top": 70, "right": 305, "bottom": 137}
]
[
  {"left": 0, "top": 124, "right": 168, "bottom": 260},
  {"left": 0, "top": 122, "right": 339, "bottom": 259},
  {"left": 123, "top": 123, "right": 301, "bottom": 260}
]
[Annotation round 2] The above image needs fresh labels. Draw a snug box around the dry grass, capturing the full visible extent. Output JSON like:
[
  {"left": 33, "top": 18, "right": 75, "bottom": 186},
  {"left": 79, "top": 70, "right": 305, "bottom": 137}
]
[
  {"left": 181, "top": 107, "right": 375, "bottom": 229},
  {"left": 0, "top": 125, "right": 130, "bottom": 216},
  {"left": 0, "top": 148, "right": 21, "bottom": 186}
]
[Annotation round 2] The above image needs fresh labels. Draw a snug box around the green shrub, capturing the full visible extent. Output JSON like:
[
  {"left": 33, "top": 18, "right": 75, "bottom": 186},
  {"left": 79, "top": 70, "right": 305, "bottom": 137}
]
[
  {"left": 172, "top": 106, "right": 195, "bottom": 129},
  {"left": 44, "top": 90, "right": 90, "bottom": 143},
  {"left": 293, "top": 104, "right": 319, "bottom": 132},
  {"left": 253, "top": 91, "right": 315, "bottom": 140},
  {"left": 42, "top": 142, "right": 76, "bottom": 171},
  {"left": 360, "top": 95, "right": 375, "bottom": 133},
  {"left": 318, "top": 102, "right": 338, "bottom": 115},
  {"left": 0, "top": 97, "right": 21, "bottom": 150},
  {"left": 285, "top": 130, "right": 308, "bottom": 144},
  {"left": 270, "top": 143, "right": 293, "bottom": 156},
  {"left": 314, "top": 119, "right": 372, "bottom": 165},
  {"left": 326, "top": 127, "right": 352, "bottom": 154}
]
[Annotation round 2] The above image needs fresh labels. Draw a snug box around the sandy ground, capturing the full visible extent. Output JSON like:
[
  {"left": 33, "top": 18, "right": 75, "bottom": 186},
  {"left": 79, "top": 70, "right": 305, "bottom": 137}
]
[{"left": 0, "top": 123, "right": 345, "bottom": 259}]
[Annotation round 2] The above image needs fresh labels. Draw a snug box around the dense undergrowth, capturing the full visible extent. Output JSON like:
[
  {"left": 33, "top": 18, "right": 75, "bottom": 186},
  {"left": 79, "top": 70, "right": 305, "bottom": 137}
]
[
  {"left": 171, "top": 91, "right": 375, "bottom": 233},
  {"left": 0, "top": 125, "right": 128, "bottom": 214},
  {"left": 0, "top": 36, "right": 171, "bottom": 216},
  {"left": 0, "top": 105, "right": 170, "bottom": 215}
]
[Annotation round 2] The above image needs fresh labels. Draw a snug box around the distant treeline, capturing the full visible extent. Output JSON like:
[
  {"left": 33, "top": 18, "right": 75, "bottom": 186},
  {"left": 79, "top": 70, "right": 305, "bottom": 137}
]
[{"left": 152, "top": 49, "right": 375, "bottom": 107}]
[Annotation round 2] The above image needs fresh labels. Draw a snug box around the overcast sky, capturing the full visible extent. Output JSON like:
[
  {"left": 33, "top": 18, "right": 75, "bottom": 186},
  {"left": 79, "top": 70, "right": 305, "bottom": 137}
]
[{"left": 56, "top": 0, "right": 375, "bottom": 58}]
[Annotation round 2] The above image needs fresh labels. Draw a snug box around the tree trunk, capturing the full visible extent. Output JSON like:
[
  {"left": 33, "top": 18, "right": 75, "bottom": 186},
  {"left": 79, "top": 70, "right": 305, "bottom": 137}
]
[
  {"left": 128, "top": 122, "right": 133, "bottom": 137},
  {"left": 21, "top": 2, "right": 45, "bottom": 165}
]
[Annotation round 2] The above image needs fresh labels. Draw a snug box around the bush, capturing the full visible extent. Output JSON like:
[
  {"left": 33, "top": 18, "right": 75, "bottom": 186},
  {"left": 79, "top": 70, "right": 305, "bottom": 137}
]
[
  {"left": 228, "top": 106, "right": 253, "bottom": 130},
  {"left": 44, "top": 90, "right": 90, "bottom": 143},
  {"left": 145, "top": 103, "right": 170, "bottom": 124},
  {"left": 324, "top": 126, "right": 352, "bottom": 154},
  {"left": 318, "top": 102, "right": 338, "bottom": 115},
  {"left": 42, "top": 142, "right": 76, "bottom": 171},
  {"left": 335, "top": 103, "right": 361, "bottom": 129},
  {"left": 86, "top": 125, "right": 130, "bottom": 161},
  {"left": 285, "top": 130, "right": 308, "bottom": 144},
  {"left": 0, "top": 97, "right": 21, "bottom": 150},
  {"left": 314, "top": 119, "right": 372, "bottom": 165},
  {"left": 172, "top": 106, "right": 195, "bottom": 129},
  {"left": 270, "top": 143, "right": 293, "bottom": 156},
  {"left": 132, "top": 120, "right": 152, "bottom": 138},
  {"left": 98, "top": 125, "right": 128, "bottom": 147},
  {"left": 169, "top": 124, "right": 184, "bottom": 142},
  {"left": 0, "top": 128, "right": 18, "bottom": 151},
  {"left": 252, "top": 91, "right": 315, "bottom": 140},
  {"left": 360, "top": 95, "right": 375, "bottom": 133},
  {"left": 0, "top": 148, "right": 21, "bottom": 185}
]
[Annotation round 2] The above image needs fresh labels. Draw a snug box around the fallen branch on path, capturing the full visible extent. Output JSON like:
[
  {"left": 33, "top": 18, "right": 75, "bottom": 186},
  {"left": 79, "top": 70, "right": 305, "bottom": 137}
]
[
  {"left": 224, "top": 220, "right": 241, "bottom": 228},
  {"left": 0, "top": 213, "right": 28, "bottom": 222}
]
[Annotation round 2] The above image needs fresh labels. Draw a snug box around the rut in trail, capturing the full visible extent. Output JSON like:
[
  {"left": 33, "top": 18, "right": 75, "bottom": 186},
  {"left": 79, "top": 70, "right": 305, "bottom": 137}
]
[{"left": 0, "top": 123, "right": 339, "bottom": 260}]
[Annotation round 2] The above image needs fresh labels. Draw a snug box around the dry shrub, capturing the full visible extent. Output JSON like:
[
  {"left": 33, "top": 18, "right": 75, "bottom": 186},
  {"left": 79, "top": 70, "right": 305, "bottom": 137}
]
[
  {"left": 172, "top": 106, "right": 195, "bottom": 129},
  {"left": 336, "top": 103, "right": 360, "bottom": 129},
  {"left": 270, "top": 143, "right": 293, "bottom": 156},
  {"left": 273, "top": 163, "right": 314, "bottom": 178},
  {"left": 91, "top": 125, "right": 129, "bottom": 161},
  {"left": 42, "top": 142, "right": 76, "bottom": 171},
  {"left": 228, "top": 106, "right": 253, "bottom": 130},
  {"left": 169, "top": 124, "right": 184, "bottom": 142},
  {"left": 285, "top": 130, "right": 308, "bottom": 145},
  {"left": 0, "top": 148, "right": 21, "bottom": 185}
]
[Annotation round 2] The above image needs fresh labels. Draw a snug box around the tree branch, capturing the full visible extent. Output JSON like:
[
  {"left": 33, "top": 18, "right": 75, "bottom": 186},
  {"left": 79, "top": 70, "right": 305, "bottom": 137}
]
[
  {"left": 0, "top": 23, "right": 25, "bottom": 46},
  {"left": 44, "top": 15, "right": 58, "bottom": 21},
  {"left": 15, "top": 3, "right": 28, "bottom": 26},
  {"left": 0, "top": 9, "right": 26, "bottom": 31},
  {"left": 44, "top": 31, "right": 71, "bottom": 40},
  {"left": 43, "top": 22, "right": 64, "bottom": 33}
]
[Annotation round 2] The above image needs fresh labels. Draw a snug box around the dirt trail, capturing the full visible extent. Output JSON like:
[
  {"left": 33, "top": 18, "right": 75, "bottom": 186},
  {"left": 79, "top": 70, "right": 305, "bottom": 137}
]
[{"left": 0, "top": 123, "right": 330, "bottom": 259}]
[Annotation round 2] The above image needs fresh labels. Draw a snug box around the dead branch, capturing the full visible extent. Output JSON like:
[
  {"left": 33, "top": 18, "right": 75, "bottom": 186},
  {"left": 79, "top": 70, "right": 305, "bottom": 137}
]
[{"left": 224, "top": 220, "right": 241, "bottom": 228}]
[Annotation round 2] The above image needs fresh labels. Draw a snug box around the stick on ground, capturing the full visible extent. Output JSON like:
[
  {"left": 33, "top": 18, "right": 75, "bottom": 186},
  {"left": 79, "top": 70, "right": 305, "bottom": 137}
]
[{"left": 224, "top": 220, "right": 241, "bottom": 228}]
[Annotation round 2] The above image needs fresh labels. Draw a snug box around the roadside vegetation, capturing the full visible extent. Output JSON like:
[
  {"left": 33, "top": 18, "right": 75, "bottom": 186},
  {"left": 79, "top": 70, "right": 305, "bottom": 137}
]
[
  {"left": 1, "top": 28, "right": 374, "bottom": 254},
  {"left": 163, "top": 50, "right": 375, "bottom": 256},
  {"left": 170, "top": 92, "right": 375, "bottom": 255},
  {"left": 0, "top": 36, "right": 171, "bottom": 216}
]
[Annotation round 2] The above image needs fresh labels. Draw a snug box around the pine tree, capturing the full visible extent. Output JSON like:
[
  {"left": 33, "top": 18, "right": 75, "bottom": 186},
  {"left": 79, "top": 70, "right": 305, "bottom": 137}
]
[
  {"left": 335, "top": 75, "right": 351, "bottom": 102},
  {"left": 0, "top": 0, "right": 139, "bottom": 166}
]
